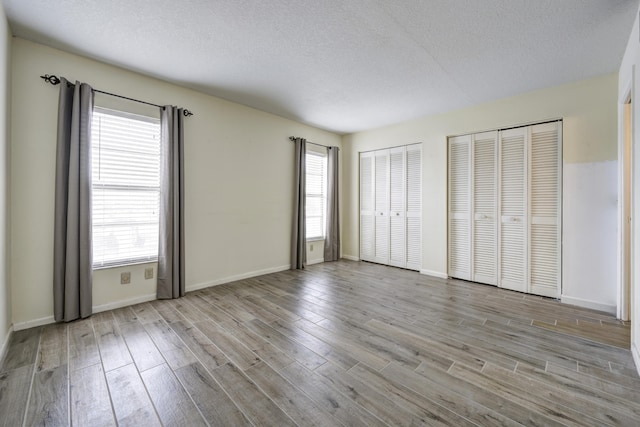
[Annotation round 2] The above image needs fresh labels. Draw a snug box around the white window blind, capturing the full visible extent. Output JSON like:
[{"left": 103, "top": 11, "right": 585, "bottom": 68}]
[
  {"left": 91, "top": 107, "right": 161, "bottom": 268},
  {"left": 306, "top": 151, "right": 327, "bottom": 240}
]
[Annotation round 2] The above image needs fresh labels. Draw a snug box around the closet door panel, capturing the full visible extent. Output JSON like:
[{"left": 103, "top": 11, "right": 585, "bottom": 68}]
[
  {"left": 449, "top": 135, "right": 471, "bottom": 280},
  {"left": 406, "top": 144, "right": 422, "bottom": 271},
  {"left": 472, "top": 131, "right": 498, "bottom": 285},
  {"left": 529, "top": 122, "right": 561, "bottom": 297},
  {"left": 359, "top": 152, "right": 375, "bottom": 261},
  {"left": 389, "top": 147, "right": 406, "bottom": 267},
  {"left": 374, "top": 150, "right": 390, "bottom": 264},
  {"left": 499, "top": 128, "right": 527, "bottom": 292}
]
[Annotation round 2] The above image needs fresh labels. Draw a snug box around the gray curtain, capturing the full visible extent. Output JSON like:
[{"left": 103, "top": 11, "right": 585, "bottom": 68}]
[
  {"left": 324, "top": 146, "right": 340, "bottom": 261},
  {"left": 157, "top": 106, "right": 186, "bottom": 299},
  {"left": 53, "top": 78, "right": 94, "bottom": 322},
  {"left": 291, "top": 138, "right": 306, "bottom": 269}
]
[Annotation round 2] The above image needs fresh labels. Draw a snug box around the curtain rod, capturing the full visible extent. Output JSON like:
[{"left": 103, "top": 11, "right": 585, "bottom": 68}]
[
  {"left": 289, "top": 136, "right": 339, "bottom": 150},
  {"left": 40, "top": 74, "right": 194, "bottom": 117}
]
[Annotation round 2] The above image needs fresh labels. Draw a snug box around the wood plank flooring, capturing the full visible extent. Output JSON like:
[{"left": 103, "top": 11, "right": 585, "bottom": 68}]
[{"left": 0, "top": 260, "right": 638, "bottom": 426}]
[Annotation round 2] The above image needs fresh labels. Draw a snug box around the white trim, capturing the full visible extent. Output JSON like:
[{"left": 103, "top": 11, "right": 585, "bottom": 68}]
[
  {"left": 560, "top": 295, "right": 616, "bottom": 315},
  {"left": 94, "top": 106, "right": 160, "bottom": 124},
  {"left": 0, "top": 325, "right": 14, "bottom": 363},
  {"left": 342, "top": 254, "right": 360, "bottom": 261},
  {"left": 93, "top": 293, "right": 157, "bottom": 314},
  {"left": 632, "top": 340, "right": 640, "bottom": 377},
  {"left": 13, "top": 315, "right": 55, "bottom": 331},
  {"left": 306, "top": 237, "right": 325, "bottom": 243},
  {"left": 420, "top": 269, "right": 448, "bottom": 279},
  {"left": 186, "top": 264, "right": 290, "bottom": 293},
  {"left": 306, "top": 258, "right": 325, "bottom": 266},
  {"left": 617, "top": 77, "right": 634, "bottom": 321}
]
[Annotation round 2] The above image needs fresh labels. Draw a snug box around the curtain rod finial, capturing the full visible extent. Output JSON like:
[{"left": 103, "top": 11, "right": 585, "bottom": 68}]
[
  {"left": 41, "top": 74, "right": 61, "bottom": 85},
  {"left": 183, "top": 109, "right": 194, "bottom": 117}
]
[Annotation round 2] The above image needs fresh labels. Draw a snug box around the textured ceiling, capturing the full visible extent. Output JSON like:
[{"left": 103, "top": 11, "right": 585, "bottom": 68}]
[{"left": 3, "top": 0, "right": 639, "bottom": 134}]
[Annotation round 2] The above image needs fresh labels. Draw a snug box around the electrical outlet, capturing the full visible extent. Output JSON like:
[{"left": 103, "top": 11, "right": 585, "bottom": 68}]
[
  {"left": 145, "top": 267, "right": 154, "bottom": 279},
  {"left": 310, "top": 244, "right": 314, "bottom": 252},
  {"left": 121, "top": 272, "right": 131, "bottom": 285}
]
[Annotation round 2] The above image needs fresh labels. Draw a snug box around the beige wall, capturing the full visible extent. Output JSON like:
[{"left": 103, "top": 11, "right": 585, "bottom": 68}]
[
  {"left": 619, "top": 4, "right": 640, "bottom": 375},
  {"left": 343, "top": 73, "right": 618, "bottom": 310},
  {"left": 0, "top": 7, "right": 10, "bottom": 354},
  {"left": 10, "top": 38, "right": 341, "bottom": 327}
]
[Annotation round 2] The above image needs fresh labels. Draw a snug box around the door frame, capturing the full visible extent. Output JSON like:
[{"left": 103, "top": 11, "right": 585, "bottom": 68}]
[{"left": 619, "top": 77, "right": 633, "bottom": 321}]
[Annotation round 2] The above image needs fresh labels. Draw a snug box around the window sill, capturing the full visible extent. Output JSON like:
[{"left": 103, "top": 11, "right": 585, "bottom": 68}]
[
  {"left": 93, "top": 259, "right": 158, "bottom": 271},
  {"left": 306, "top": 237, "right": 325, "bottom": 243}
]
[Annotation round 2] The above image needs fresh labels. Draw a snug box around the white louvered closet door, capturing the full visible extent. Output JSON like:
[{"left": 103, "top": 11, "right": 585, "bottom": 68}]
[
  {"left": 359, "top": 152, "right": 375, "bottom": 262},
  {"left": 472, "top": 131, "right": 498, "bottom": 285},
  {"left": 529, "top": 122, "right": 561, "bottom": 297},
  {"left": 499, "top": 127, "right": 528, "bottom": 292},
  {"left": 374, "top": 149, "right": 390, "bottom": 264},
  {"left": 406, "top": 144, "right": 422, "bottom": 271},
  {"left": 449, "top": 135, "right": 471, "bottom": 280},
  {"left": 389, "top": 147, "right": 406, "bottom": 267}
]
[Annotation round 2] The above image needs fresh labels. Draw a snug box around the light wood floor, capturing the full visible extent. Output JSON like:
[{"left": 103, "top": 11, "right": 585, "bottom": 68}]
[{"left": 0, "top": 260, "right": 638, "bottom": 426}]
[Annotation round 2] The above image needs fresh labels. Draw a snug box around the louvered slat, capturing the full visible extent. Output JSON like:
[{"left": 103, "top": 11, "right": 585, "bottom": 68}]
[
  {"left": 500, "top": 128, "right": 526, "bottom": 292},
  {"left": 360, "top": 155, "right": 373, "bottom": 212},
  {"left": 473, "top": 132, "right": 497, "bottom": 285},
  {"left": 529, "top": 122, "right": 560, "bottom": 297},
  {"left": 374, "top": 150, "right": 389, "bottom": 262},
  {"left": 406, "top": 144, "right": 422, "bottom": 271},
  {"left": 389, "top": 148, "right": 405, "bottom": 267},
  {"left": 406, "top": 217, "right": 421, "bottom": 269},
  {"left": 389, "top": 215, "right": 404, "bottom": 266},
  {"left": 390, "top": 149, "right": 404, "bottom": 212},
  {"left": 360, "top": 215, "right": 374, "bottom": 261},
  {"left": 375, "top": 152, "right": 388, "bottom": 212},
  {"left": 407, "top": 146, "right": 421, "bottom": 213},
  {"left": 450, "top": 219, "right": 470, "bottom": 275},
  {"left": 449, "top": 135, "right": 470, "bottom": 280},
  {"left": 530, "top": 224, "right": 558, "bottom": 292},
  {"left": 501, "top": 134, "right": 525, "bottom": 217},
  {"left": 359, "top": 153, "right": 374, "bottom": 261}
]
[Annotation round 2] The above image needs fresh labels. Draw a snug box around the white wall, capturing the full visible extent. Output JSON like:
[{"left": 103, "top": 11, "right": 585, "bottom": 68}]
[
  {"left": 0, "top": 7, "right": 11, "bottom": 356},
  {"left": 618, "top": 5, "right": 640, "bottom": 376},
  {"left": 10, "top": 38, "right": 341, "bottom": 328},
  {"left": 343, "top": 73, "right": 618, "bottom": 312}
]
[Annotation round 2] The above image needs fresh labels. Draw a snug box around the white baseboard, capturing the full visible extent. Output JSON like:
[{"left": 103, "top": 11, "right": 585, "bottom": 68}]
[
  {"left": 13, "top": 315, "right": 55, "bottom": 331},
  {"left": 11, "top": 259, "right": 324, "bottom": 334},
  {"left": 341, "top": 255, "right": 360, "bottom": 261},
  {"left": 560, "top": 295, "right": 616, "bottom": 315},
  {"left": 186, "top": 264, "right": 290, "bottom": 293},
  {"left": 0, "top": 325, "right": 14, "bottom": 363},
  {"left": 12, "top": 264, "right": 292, "bottom": 331},
  {"left": 13, "top": 293, "right": 158, "bottom": 331},
  {"left": 93, "top": 293, "right": 157, "bottom": 314},
  {"left": 632, "top": 341, "right": 640, "bottom": 377},
  {"left": 306, "top": 258, "right": 324, "bottom": 266},
  {"left": 420, "top": 269, "right": 448, "bottom": 279}
]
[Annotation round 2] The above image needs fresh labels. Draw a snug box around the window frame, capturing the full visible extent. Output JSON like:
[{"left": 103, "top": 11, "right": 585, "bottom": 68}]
[
  {"left": 91, "top": 106, "right": 162, "bottom": 270},
  {"left": 305, "top": 149, "right": 327, "bottom": 241}
]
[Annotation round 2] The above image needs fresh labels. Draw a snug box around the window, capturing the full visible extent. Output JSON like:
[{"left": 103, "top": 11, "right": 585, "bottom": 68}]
[
  {"left": 306, "top": 150, "right": 327, "bottom": 240},
  {"left": 91, "top": 108, "right": 161, "bottom": 268}
]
